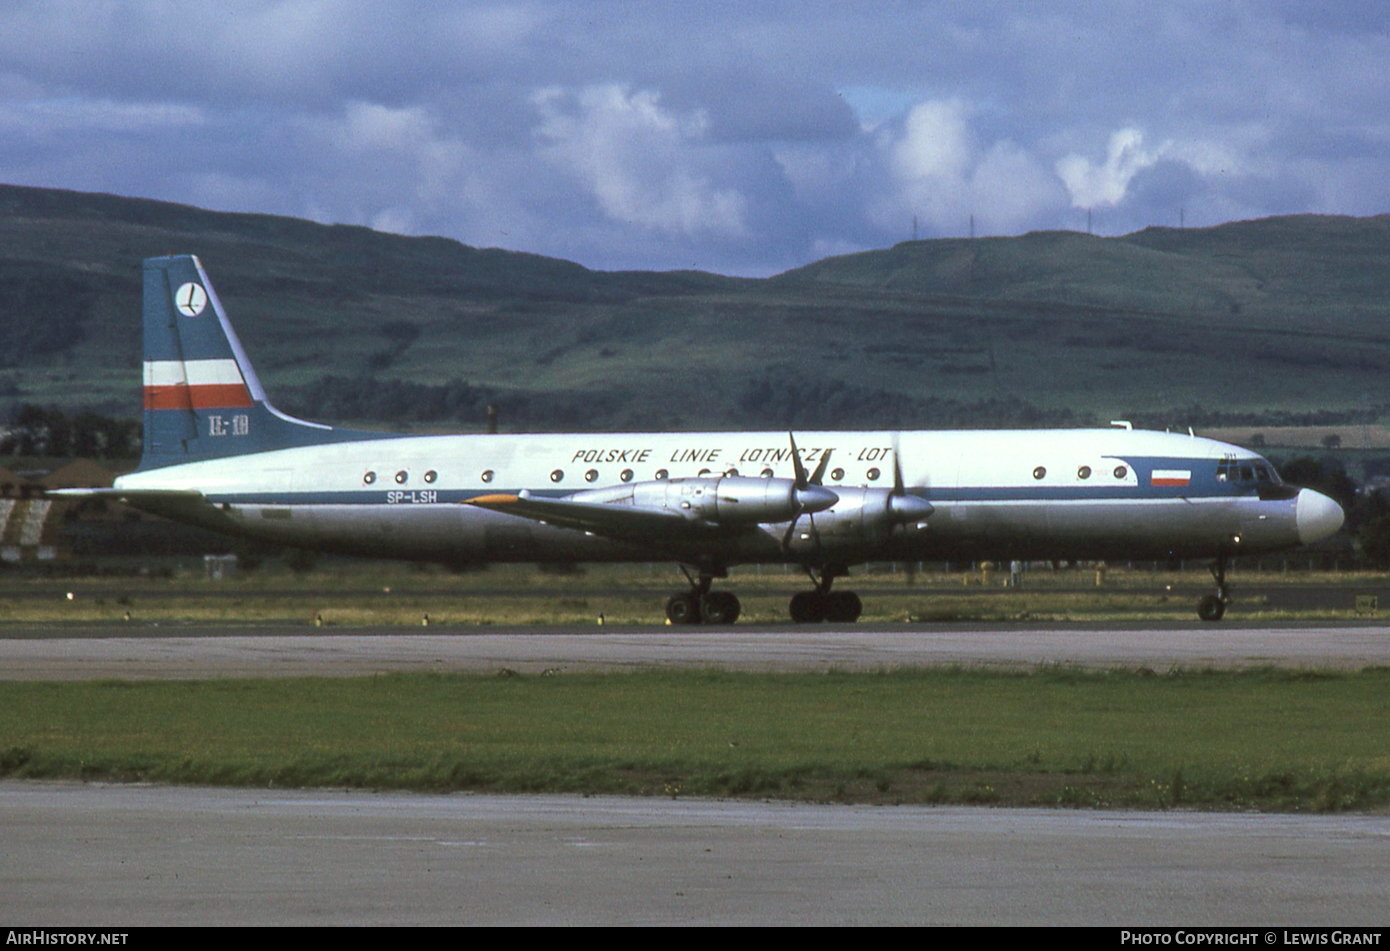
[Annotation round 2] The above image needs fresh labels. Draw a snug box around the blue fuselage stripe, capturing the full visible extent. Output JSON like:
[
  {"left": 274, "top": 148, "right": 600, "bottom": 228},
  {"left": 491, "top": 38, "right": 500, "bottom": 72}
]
[{"left": 204, "top": 485, "right": 1264, "bottom": 506}]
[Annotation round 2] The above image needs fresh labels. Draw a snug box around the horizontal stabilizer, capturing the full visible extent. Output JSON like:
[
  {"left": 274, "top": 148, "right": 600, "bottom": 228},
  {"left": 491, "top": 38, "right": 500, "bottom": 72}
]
[
  {"left": 46, "top": 486, "right": 215, "bottom": 526},
  {"left": 46, "top": 487, "right": 205, "bottom": 502}
]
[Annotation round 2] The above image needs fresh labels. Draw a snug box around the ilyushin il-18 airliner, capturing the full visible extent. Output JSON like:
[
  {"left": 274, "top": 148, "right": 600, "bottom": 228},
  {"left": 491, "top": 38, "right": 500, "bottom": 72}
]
[{"left": 55, "top": 255, "right": 1345, "bottom": 623}]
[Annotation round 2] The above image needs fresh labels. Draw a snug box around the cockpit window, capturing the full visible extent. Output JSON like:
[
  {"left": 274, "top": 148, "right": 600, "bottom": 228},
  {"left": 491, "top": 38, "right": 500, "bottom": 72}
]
[{"left": 1217, "top": 458, "right": 1281, "bottom": 485}]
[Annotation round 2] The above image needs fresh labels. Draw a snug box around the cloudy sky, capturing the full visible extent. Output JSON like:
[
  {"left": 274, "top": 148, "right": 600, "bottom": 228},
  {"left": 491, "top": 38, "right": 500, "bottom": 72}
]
[{"left": 3, "top": 1, "right": 1389, "bottom": 275}]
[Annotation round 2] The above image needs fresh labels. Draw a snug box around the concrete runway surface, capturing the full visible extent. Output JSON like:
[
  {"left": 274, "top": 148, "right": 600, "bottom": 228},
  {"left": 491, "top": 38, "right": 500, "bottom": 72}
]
[
  {"left": 4, "top": 782, "right": 1390, "bottom": 927},
  {"left": 4, "top": 622, "right": 1390, "bottom": 926},
  {"left": 2, "top": 621, "right": 1390, "bottom": 679}
]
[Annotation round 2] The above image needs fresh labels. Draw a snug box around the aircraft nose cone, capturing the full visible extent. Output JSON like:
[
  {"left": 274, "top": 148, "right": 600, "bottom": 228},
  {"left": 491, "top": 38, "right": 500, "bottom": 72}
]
[
  {"left": 1296, "top": 488, "right": 1344, "bottom": 544},
  {"left": 796, "top": 484, "right": 839, "bottom": 513}
]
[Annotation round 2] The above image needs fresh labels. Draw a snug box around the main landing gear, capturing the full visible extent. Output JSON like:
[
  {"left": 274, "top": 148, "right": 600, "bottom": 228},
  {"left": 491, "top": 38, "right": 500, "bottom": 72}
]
[
  {"left": 1197, "top": 554, "right": 1231, "bottom": 622},
  {"left": 662, "top": 564, "right": 865, "bottom": 625},
  {"left": 664, "top": 568, "right": 741, "bottom": 625},
  {"left": 788, "top": 565, "right": 862, "bottom": 624}
]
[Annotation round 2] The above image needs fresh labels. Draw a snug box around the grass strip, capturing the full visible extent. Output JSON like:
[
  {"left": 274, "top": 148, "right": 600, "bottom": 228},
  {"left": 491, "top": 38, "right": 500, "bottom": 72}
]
[
  {"left": 2, "top": 666, "right": 1389, "bottom": 811},
  {"left": 5, "top": 564, "right": 1382, "bottom": 626}
]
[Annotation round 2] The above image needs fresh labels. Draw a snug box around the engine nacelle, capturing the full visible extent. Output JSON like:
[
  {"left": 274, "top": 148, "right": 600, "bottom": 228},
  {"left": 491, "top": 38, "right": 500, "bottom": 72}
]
[
  {"left": 623, "top": 476, "right": 837, "bottom": 525},
  {"left": 782, "top": 486, "right": 934, "bottom": 554}
]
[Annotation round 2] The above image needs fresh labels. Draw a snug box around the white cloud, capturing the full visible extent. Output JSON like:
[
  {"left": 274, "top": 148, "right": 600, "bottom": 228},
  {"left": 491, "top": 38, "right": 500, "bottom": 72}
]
[
  {"left": 340, "top": 101, "right": 435, "bottom": 154},
  {"left": 871, "top": 99, "right": 1066, "bottom": 238},
  {"left": 889, "top": 100, "right": 972, "bottom": 184},
  {"left": 971, "top": 141, "right": 1068, "bottom": 231},
  {"left": 532, "top": 84, "right": 749, "bottom": 239},
  {"left": 240, "top": 99, "right": 535, "bottom": 249},
  {"left": 1055, "top": 127, "right": 1166, "bottom": 210}
]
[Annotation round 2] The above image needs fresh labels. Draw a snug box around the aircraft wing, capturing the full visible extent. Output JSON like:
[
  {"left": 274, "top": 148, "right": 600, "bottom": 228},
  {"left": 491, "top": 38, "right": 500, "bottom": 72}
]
[{"left": 466, "top": 491, "right": 722, "bottom": 544}]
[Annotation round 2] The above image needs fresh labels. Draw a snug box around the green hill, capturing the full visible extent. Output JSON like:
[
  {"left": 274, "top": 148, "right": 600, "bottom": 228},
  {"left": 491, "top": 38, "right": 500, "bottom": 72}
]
[{"left": 2, "top": 183, "right": 1388, "bottom": 433}]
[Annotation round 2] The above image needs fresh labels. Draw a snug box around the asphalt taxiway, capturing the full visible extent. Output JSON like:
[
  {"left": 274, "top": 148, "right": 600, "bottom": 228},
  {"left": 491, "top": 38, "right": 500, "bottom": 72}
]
[
  {"left": 1, "top": 620, "right": 1388, "bottom": 679},
  {"left": 5, "top": 782, "right": 1390, "bottom": 926},
  {"left": 4, "top": 621, "right": 1389, "bottom": 926}
]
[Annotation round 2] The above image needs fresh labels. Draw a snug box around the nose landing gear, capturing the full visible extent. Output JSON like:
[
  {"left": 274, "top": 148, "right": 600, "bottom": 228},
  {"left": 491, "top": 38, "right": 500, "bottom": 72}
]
[{"left": 1197, "top": 555, "right": 1231, "bottom": 622}]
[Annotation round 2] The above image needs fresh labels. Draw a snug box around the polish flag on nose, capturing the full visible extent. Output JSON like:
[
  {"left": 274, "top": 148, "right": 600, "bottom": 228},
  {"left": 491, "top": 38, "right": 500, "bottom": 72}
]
[{"left": 1150, "top": 469, "right": 1191, "bottom": 487}]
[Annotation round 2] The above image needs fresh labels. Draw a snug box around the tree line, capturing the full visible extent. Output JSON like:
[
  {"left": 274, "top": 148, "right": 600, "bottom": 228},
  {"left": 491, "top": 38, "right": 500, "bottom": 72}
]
[{"left": 1, "top": 404, "right": 140, "bottom": 459}]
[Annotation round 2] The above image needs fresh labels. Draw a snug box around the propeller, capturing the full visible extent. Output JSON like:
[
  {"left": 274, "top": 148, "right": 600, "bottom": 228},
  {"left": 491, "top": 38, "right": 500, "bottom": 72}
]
[
  {"left": 885, "top": 432, "right": 933, "bottom": 522},
  {"left": 782, "top": 432, "right": 837, "bottom": 554},
  {"left": 886, "top": 436, "right": 931, "bottom": 584}
]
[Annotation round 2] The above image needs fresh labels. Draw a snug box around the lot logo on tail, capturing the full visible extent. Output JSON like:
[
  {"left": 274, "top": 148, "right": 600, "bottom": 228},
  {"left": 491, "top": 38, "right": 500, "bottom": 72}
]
[{"left": 175, "top": 282, "right": 207, "bottom": 317}]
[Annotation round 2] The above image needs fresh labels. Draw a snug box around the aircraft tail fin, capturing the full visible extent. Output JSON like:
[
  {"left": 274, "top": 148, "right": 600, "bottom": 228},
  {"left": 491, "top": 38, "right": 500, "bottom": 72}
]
[{"left": 138, "top": 255, "right": 364, "bottom": 469}]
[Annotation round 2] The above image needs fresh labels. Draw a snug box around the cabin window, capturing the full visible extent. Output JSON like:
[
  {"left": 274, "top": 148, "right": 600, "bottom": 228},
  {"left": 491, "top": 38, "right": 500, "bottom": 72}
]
[
  {"left": 363, "top": 471, "right": 377, "bottom": 485},
  {"left": 760, "top": 468, "right": 774, "bottom": 478},
  {"left": 867, "top": 467, "right": 881, "bottom": 481},
  {"left": 1033, "top": 466, "right": 1046, "bottom": 480},
  {"left": 424, "top": 470, "right": 437, "bottom": 484},
  {"left": 620, "top": 469, "right": 633, "bottom": 482},
  {"left": 395, "top": 471, "right": 408, "bottom": 484},
  {"left": 585, "top": 469, "right": 599, "bottom": 482},
  {"left": 1077, "top": 465, "right": 1092, "bottom": 480},
  {"left": 481, "top": 469, "right": 494, "bottom": 483},
  {"left": 656, "top": 469, "right": 669, "bottom": 480},
  {"left": 698, "top": 468, "right": 711, "bottom": 476},
  {"left": 550, "top": 469, "right": 564, "bottom": 483},
  {"left": 830, "top": 467, "right": 845, "bottom": 481},
  {"left": 725, "top": 468, "right": 739, "bottom": 477},
  {"left": 1113, "top": 465, "right": 1128, "bottom": 479}
]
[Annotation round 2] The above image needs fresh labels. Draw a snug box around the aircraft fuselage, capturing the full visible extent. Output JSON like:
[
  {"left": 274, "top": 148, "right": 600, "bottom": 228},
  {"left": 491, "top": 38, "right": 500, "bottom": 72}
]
[{"left": 114, "top": 427, "right": 1335, "bottom": 566}]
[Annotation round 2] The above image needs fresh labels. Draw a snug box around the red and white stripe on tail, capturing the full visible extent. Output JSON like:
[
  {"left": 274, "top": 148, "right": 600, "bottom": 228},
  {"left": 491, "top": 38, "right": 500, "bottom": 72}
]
[{"left": 143, "top": 358, "right": 253, "bottom": 411}]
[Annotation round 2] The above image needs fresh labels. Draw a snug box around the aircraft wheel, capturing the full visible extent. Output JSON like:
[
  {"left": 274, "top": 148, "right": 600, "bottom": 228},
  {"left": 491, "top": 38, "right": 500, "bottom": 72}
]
[
  {"left": 1196, "top": 594, "right": 1226, "bottom": 622},
  {"left": 789, "top": 591, "right": 827, "bottom": 623},
  {"left": 665, "top": 593, "right": 702, "bottom": 625},
  {"left": 700, "top": 591, "right": 741, "bottom": 625},
  {"left": 824, "top": 590, "right": 862, "bottom": 623}
]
